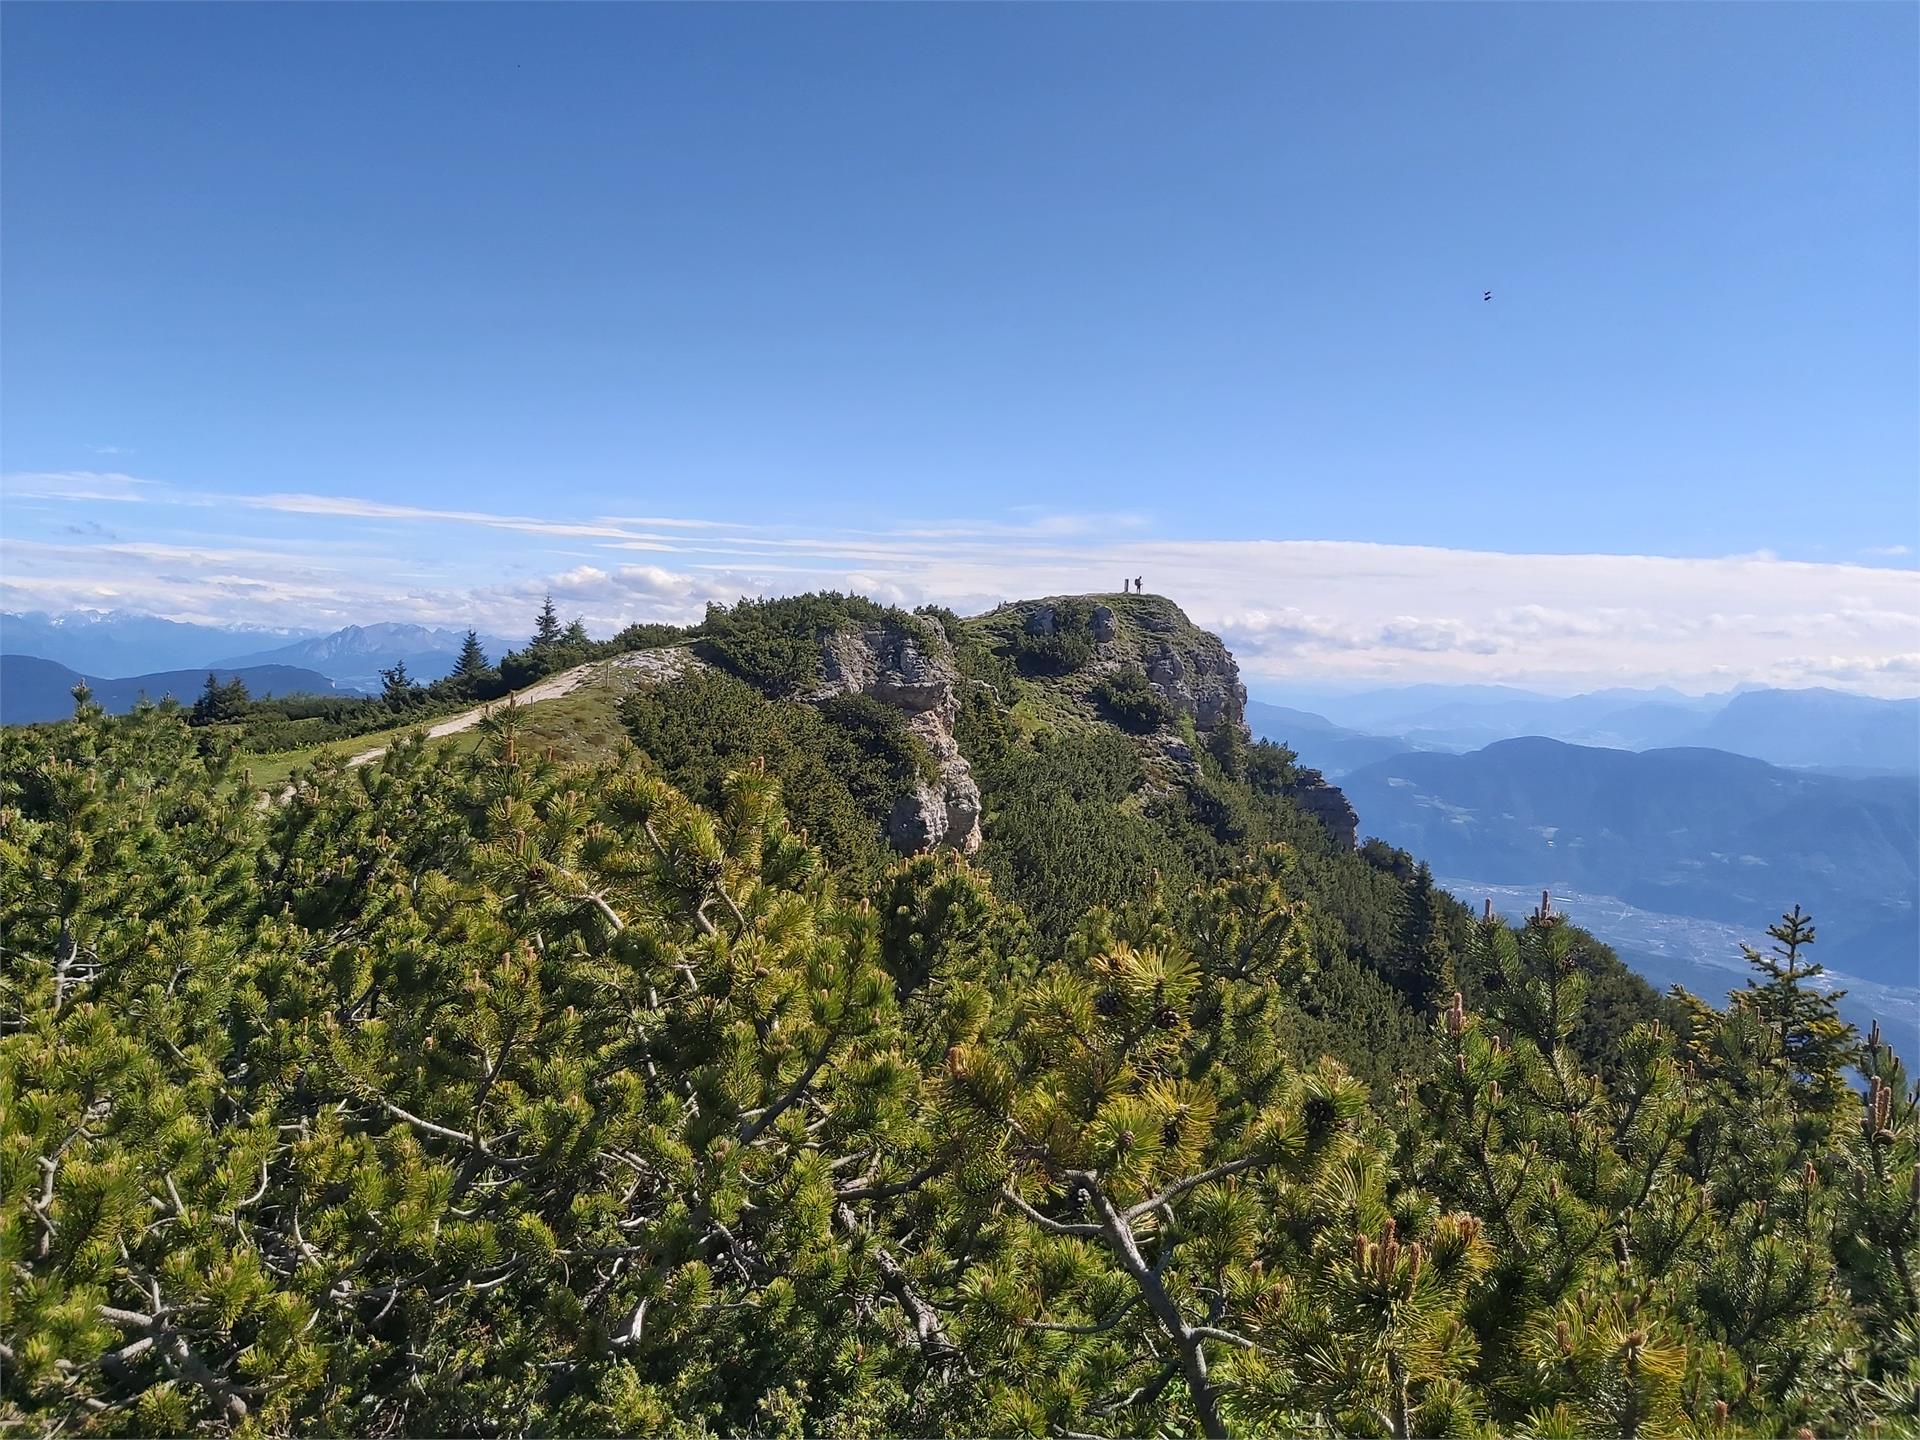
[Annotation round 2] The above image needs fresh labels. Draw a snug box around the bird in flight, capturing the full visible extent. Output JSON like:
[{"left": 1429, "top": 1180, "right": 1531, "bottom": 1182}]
[{"left": 1483, "top": 291, "right": 1493, "bottom": 301}]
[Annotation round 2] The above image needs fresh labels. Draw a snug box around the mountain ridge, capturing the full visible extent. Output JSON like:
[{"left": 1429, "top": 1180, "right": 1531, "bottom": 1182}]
[
  {"left": 1341, "top": 734, "right": 1918, "bottom": 988},
  {"left": 0, "top": 610, "right": 313, "bottom": 677},
  {"left": 0, "top": 654, "right": 347, "bottom": 725},
  {"left": 213, "top": 622, "right": 518, "bottom": 690},
  {"left": 1257, "top": 680, "right": 1918, "bottom": 774}
]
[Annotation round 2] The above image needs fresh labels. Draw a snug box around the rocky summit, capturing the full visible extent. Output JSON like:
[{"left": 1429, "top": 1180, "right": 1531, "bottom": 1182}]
[{"left": 964, "top": 592, "right": 1358, "bottom": 848}]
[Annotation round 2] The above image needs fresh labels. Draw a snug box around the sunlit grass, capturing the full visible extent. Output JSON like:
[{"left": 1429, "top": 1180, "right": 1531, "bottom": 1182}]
[{"left": 243, "top": 685, "right": 634, "bottom": 791}]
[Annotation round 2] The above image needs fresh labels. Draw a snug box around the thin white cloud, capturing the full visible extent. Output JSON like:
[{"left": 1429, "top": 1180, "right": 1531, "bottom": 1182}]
[
  {"left": 887, "top": 511, "right": 1155, "bottom": 539},
  {"left": 238, "top": 493, "right": 659, "bottom": 541},
  {"left": 3, "top": 471, "right": 162, "bottom": 503},
  {"left": 595, "top": 515, "right": 759, "bottom": 531},
  {"left": 7, "top": 474, "right": 1919, "bottom": 695}
]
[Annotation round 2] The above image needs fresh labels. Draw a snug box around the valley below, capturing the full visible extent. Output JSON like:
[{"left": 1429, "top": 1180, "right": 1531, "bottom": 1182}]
[{"left": 1441, "top": 875, "right": 1920, "bottom": 1057}]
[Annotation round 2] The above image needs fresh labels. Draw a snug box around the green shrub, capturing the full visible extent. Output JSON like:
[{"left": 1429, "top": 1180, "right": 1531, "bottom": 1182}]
[
  {"left": 1007, "top": 598, "right": 1097, "bottom": 675},
  {"left": 4, "top": 654, "right": 1887, "bottom": 1440},
  {"left": 696, "top": 593, "right": 909, "bottom": 696},
  {"left": 1089, "top": 667, "right": 1172, "bottom": 733},
  {"left": 611, "top": 620, "right": 691, "bottom": 652},
  {"left": 620, "top": 668, "right": 930, "bottom": 887},
  {"left": 974, "top": 730, "right": 1170, "bottom": 945}
]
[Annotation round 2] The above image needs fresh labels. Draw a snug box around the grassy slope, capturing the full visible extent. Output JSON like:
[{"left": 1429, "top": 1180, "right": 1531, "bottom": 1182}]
[
  {"left": 494, "top": 686, "right": 633, "bottom": 767},
  {"left": 246, "top": 685, "right": 633, "bottom": 789}
]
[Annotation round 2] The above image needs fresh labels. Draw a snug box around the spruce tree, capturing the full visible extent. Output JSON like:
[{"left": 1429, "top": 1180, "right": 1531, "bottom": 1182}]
[
  {"left": 531, "top": 594, "right": 563, "bottom": 649},
  {"left": 190, "top": 671, "right": 250, "bottom": 724},
  {"left": 1738, "top": 906, "right": 1857, "bottom": 1107},
  {"left": 379, "top": 658, "right": 417, "bottom": 702},
  {"left": 454, "top": 628, "right": 489, "bottom": 678},
  {"left": 190, "top": 668, "right": 223, "bottom": 724}
]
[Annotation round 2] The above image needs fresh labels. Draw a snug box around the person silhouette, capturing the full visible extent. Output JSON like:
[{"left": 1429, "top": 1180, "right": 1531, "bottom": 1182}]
[{"left": 1134, "top": 576, "right": 1143, "bottom": 594}]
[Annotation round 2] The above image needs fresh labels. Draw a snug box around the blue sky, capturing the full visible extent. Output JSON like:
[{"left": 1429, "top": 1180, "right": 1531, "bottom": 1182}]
[{"left": 3, "top": 4, "right": 1916, "bottom": 693}]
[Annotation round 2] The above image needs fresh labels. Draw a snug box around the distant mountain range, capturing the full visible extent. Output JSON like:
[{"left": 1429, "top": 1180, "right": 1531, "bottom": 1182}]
[
  {"left": 0, "top": 613, "right": 518, "bottom": 696},
  {"left": 0, "top": 655, "right": 346, "bottom": 726},
  {"left": 0, "top": 611, "right": 311, "bottom": 678},
  {"left": 1691, "top": 688, "right": 1920, "bottom": 772},
  {"left": 1243, "top": 700, "right": 1440, "bottom": 778},
  {"left": 1340, "top": 736, "right": 1919, "bottom": 991},
  {"left": 1252, "top": 682, "right": 1918, "bottom": 775},
  {"left": 213, "top": 623, "right": 514, "bottom": 693}
]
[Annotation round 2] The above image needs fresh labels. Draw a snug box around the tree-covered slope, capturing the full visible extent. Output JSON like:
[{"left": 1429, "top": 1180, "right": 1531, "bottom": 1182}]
[
  {"left": 3, "top": 683, "right": 1915, "bottom": 1438},
  {"left": 613, "top": 593, "right": 1473, "bottom": 1057}
]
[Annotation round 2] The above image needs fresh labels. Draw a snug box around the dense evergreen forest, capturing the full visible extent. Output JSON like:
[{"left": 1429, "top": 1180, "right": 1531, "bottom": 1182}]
[{"left": 2, "top": 593, "right": 1915, "bottom": 1437}]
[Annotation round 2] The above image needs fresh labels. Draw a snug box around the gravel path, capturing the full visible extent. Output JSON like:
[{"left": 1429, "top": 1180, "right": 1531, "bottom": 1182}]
[{"left": 263, "top": 649, "right": 696, "bottom": 804}]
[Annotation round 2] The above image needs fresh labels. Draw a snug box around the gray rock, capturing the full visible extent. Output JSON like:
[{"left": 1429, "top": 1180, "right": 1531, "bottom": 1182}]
[
  {"left": 1090, "top": 605, "right": 1116, "bottom": 643},
  {"left": 1192, "top": 675, "right": 1246, "bottom": 730},
  {"left": 819, "top": 626, "right": 956, "bottom": 715},
  {"left": 943, "top": 774, "right": 983, "bottom": 849},
  {"left": 1139, "top": 642, "right": 1246, "bottom": 734},
  {"left": 888, "top": 781, "right": 950, "bottom": 851},
  {"left": 1146, "top": 649, "right": 1200, "bottom": 723},
  {"left": 1292, "top": 776, "right": 1359, "bottom": 849},
  {"left": 816, "top": 619, "right": 981, "bottom": 855}
]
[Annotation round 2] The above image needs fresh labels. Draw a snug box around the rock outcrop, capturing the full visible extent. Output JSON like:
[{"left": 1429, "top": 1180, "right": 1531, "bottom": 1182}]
[
  {"left": 1290, "top": 774, "right": 1360, "bottom": 850},
  {"left": 970, "top": 592, "right": 1357, "bottom": 850},
  {"left": 984, "top": 593, "right": 1251, "bottom": 737},
  {"left": 1142, "top": 643, "right": 1245, "bottom": 733},
  {"left": 1027, "top": 602, "right": 1115, "bottom": 643},
  {"left": 815, "top": 621, "right": 982, "bottom": 855}
]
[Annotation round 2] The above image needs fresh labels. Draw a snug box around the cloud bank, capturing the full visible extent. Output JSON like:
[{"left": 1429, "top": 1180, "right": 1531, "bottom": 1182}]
[{"left": 3, "top": 471, "right": 1917, "bottom": 697}]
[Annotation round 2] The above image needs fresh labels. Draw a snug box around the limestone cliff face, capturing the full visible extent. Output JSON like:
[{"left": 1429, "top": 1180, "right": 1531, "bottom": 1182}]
[
  {"left": 1141, "top": 645, "right": 1245, "bottom": 732},
  {"left": 814, "top": 620, "right": 982, "bottom": 856}
]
